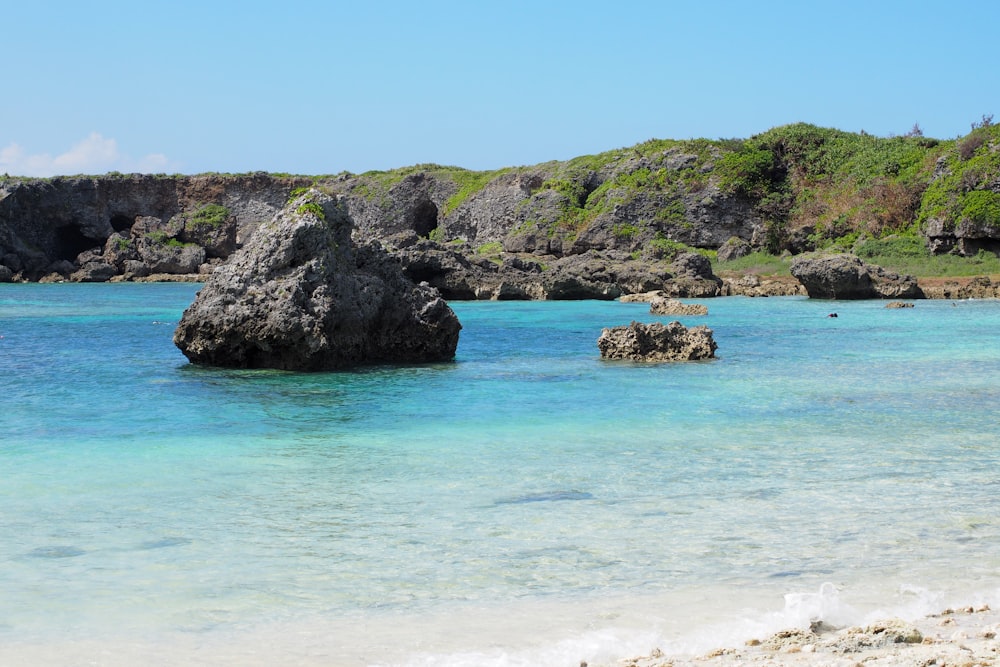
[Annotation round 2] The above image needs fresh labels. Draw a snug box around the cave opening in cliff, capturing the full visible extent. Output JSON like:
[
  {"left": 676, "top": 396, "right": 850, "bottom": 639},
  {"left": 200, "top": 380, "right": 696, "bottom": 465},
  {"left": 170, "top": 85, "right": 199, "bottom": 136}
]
[
  {"left": 412, "top": 200, "right": 439, "bottom": 238},
  {"left": 55, "top": 225, "right": 99, "bottom": 261},
  {"left": 110, "top": 214, "right": 134, "bottom": 233}
]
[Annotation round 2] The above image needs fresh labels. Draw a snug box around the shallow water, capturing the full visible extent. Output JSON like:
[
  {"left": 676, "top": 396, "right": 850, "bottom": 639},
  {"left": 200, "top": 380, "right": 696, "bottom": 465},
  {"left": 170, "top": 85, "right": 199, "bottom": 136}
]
[{"left": 1, "top": 283, "right": 999, "bottom": 666}]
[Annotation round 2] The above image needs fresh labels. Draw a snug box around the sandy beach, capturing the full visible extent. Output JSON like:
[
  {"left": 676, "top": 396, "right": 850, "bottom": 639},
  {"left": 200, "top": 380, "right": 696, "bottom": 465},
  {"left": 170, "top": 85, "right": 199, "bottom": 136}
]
[{"left": 615, "top": 605, "right": 999, "bottom": 667}]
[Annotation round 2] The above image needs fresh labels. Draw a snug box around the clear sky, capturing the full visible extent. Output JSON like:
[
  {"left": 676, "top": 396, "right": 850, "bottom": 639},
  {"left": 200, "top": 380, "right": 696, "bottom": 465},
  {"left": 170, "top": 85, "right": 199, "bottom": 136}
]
[{"left": 2, "top": 0, "right": 996, "bottom": 177}]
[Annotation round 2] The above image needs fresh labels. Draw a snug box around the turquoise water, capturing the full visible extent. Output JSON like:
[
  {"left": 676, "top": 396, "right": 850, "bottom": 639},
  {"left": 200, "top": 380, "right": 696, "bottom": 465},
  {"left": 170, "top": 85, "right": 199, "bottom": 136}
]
[{"left": 2, "top": 283, "right": 1000, "bottom": 666}]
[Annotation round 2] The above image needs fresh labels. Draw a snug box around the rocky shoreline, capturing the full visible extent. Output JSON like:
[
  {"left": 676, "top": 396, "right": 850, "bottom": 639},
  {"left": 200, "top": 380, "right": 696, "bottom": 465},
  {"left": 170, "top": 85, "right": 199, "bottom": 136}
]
[
  {"left": 2, "top": 172, "right": 998, "bottom": 299},
  {"left": 614, "top": 605, "right": 1000, "bottom": 667}
]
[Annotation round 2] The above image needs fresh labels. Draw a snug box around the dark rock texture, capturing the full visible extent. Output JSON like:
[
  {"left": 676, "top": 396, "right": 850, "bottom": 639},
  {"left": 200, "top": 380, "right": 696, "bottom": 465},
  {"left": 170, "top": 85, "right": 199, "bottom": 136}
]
[
  {"left": 0, "top": 173, "right": 309, "bottom": 281},
  {"left": 790, "top": 254, "right": 923, "bottom": 299},
  {"left": 597, "top": 320, "right": 717, "bottom": 362},
  {"left": 173, "top": 190, "right": 461, "bottom": 370}
]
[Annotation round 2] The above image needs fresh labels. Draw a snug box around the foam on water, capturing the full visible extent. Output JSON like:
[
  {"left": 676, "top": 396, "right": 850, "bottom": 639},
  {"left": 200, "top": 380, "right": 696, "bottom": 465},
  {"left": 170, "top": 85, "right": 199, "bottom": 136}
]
[{"left": 2, "top": 284, "right": 1000, "bottom": 665}]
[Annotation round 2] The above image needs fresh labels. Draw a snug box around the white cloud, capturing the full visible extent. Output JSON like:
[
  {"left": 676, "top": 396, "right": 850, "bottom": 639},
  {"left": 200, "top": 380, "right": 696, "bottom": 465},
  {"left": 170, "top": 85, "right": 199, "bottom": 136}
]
[{"left": 0, "top": 133, "right": 178, "bottom": 177}]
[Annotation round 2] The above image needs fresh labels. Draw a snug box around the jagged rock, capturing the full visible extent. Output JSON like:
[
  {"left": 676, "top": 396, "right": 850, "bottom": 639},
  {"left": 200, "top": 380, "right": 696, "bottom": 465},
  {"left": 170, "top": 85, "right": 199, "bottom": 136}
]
[
  {"left": 821, "top": 620, "right": 922, "bottom": 653},
  {"left": 670, "top": 251, "right": 714, "bottom": 279},
  {"left": 716, "top": 236, "right": 752, "bottom": 263},
  {"left": 885, "top": 301, "right": 915, "bottom": 308},
  {"left": 393, "top": 238, "right": 495, "bottom": 300},
  {"left": 45, "top": 259, "right": 76, "bottom": 276},
  {"left": 656, "top": 252, "right": 723, "bottom": 297},
  {"left": 178, "top": 209, "right": 237, "bottom": 258},
  {"left": 597, "top": 320, "right": 717, "bottom": 362},
  {"left": 70, "top": 262, "right": 116, "bottom": 282},
  {"left": 649, "top": 297, "right": 708, "bottom": 315},
  {"left": 660, "top": 277, "right": 722, "bottom": 298},
  {"left": 103, "top": 232, "right": 139, "bottom": 271},
  {"left": 760, "top": 628, "right": 820, "bottom": 651},
  {"left": 790, "top": 254, "right": 923, "bottom": 299},
  {"left": 137, "top": 237, "right": 206, "bottom": 275},
  {"left": 130, "top": 216, "right": 207, "bottom": 275},
  {"left": 173, "top": 190, "right": 461, "bottom": 370}
]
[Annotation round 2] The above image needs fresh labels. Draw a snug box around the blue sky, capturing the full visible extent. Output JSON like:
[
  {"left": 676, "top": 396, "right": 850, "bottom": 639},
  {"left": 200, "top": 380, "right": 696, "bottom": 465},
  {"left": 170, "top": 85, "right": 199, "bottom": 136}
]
[{"left": 2, "top": 0, "right": 996, "bottom": 177}]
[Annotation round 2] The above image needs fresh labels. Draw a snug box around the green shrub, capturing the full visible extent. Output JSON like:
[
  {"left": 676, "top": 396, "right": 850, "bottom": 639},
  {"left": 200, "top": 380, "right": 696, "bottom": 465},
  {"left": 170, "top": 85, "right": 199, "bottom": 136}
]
[
  {"left": 855, "top": 235, "right": 929, "bottom": 260},
  {"left": 960, "top": 190, "right": 1000, "bottom": 227},
  {"left": 715, "top": 147, "right": 781, "bottom": 199},
  {"left": 613, "top": 223, "right": 640, "bottom": 239},
  {"left": 288, "top": 187, "right": 311, "bottom": 201},
  {"left": 146, "top": 231, "right": 184, "bottom": 247},
  {"left": 475, "top": 241, "right": 503, "bottom": 255},
  {"left": 646, "top": 235, "right": 688, "bottom": 259},
  {"left": 711, "top": 251, "right": 792, "bottom": 276},
  {"left": 188, "top": 203, "right": 230, "bottom": 228},
  {"left": 296, "top": 202, "right": 325, "bottom": 220}
]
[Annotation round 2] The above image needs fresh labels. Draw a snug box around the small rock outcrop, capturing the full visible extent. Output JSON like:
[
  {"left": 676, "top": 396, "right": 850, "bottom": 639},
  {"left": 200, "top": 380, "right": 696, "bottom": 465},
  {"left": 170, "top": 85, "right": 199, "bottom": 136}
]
[
  {"left": 597, "top": 320, "right": 717, "bottom": 362},
  {"left": 173, "top": 190, "right": 461, "bottom": 370},
  {"left": 716, "top": 236, "right": 753, "bottom": 263},
  {"left": 649, "top": 296, "right": 708, "bottom": 315},
  {"left": 885, "top": 301, "right": 915, "bottom": 308},
  {"left": 790, "top": 254, "right": 923, "bottom": 299}
]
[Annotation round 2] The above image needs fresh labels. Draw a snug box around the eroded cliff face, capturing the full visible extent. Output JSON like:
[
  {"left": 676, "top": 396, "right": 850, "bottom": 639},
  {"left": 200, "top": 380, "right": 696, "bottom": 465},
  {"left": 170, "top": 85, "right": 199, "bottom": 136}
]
[
  {"left": 3, "top": 126, "right": 998, "bottom": 295},
  {"left": 323, "top": 146, "right": 762, "bottom": 258},
  {"left": 0, "top": 152, "right": 758, "bottom": 296},
  {"left": 0, "top": 173, "right": 310, "bottom": 280}
]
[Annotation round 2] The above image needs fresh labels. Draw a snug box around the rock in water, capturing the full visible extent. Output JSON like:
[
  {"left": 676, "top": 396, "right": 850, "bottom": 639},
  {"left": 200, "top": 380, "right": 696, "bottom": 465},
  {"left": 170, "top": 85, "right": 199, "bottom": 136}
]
[
  {"left": 597, "top": 320, "right": 717, "bottom": 362},
  {"left": 173, "top": 190, "right": 461, "bottom": 370},
  {"left": 649, "top": 296, "right": 708, "bottom": 316}
]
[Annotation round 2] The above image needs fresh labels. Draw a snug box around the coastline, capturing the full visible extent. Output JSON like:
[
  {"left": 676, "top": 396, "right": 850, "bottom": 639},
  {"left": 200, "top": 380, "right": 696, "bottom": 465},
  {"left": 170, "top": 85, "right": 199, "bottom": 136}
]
[
  {"left": 22, "top": 271, "right": 1000, "bottom": 300},
  {"left": 618, "top": 605, "right": 1000, "bottom": 667}
]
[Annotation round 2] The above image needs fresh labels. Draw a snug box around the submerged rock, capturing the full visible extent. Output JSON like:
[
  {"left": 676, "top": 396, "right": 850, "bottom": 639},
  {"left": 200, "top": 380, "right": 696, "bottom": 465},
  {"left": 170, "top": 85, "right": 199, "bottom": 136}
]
[
  {"left": 597, "top": 320, "right": 717, "bottom": 362},
  {"left": 173, "top": 190, "right": 461, "bottom": 370}
]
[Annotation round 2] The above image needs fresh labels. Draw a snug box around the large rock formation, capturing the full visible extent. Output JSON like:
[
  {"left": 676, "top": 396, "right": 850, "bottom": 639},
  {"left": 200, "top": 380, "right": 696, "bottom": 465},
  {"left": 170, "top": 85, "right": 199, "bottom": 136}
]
[
  {"left": 790, "top": 254, "right": 923, "bottom": 299},
  {"left": 597, "top": 320, "right": 717, "bottom": 362},
  {"left": 173, "top": 190, "right": 461, "bottom": 370}
]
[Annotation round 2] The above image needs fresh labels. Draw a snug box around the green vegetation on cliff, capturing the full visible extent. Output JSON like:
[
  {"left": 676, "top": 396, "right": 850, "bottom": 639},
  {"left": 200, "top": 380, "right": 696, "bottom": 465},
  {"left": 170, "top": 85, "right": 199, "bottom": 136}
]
[
  {"left": 918, "top": 120, "right": 1000, "bottom": 231},
  {"left": 321, "top": 119, "right": 999, "bottom": 269},
  {"left": 716, "top": 123, "right": 938, "bottom": 247},
  {"left": 188, "top": 203, "right": 230, "bottom": 228}
]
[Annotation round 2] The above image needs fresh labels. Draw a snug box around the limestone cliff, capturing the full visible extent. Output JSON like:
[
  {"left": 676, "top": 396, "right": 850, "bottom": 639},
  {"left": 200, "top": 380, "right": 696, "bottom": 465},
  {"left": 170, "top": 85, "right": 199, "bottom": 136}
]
[{"left": 2, "top": 122, "right": 999, "bottom": 294}]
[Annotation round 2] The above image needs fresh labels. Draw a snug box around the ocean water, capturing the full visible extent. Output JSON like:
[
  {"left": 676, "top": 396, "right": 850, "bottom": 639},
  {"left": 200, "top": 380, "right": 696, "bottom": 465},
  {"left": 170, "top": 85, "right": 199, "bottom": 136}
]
[{"left": 1, "top": 282, "right": 999, "bottom": 666}]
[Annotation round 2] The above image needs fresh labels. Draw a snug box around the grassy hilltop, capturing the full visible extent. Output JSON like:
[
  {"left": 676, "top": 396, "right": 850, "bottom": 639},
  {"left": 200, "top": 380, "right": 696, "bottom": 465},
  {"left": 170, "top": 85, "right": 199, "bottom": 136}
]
[{"left": 332, "top": 116, "right": 1000, "bottom": 279}]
